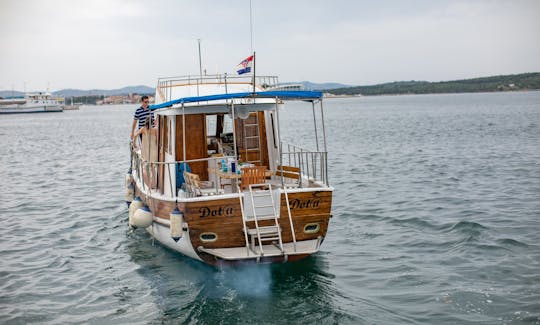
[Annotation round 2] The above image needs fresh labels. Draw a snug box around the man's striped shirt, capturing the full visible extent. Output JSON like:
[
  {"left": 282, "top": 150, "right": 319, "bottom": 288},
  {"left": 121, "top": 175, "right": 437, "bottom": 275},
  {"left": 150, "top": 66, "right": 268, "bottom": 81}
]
[{"left": 133, "top": 106, "right": 154, "bottom": 129}]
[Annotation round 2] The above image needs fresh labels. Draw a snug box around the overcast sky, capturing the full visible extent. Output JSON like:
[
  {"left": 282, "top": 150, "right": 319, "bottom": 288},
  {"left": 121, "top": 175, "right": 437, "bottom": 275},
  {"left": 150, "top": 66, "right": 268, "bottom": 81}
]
[{"left": 1, "top": 0, "right": 539, "bottom": 91}]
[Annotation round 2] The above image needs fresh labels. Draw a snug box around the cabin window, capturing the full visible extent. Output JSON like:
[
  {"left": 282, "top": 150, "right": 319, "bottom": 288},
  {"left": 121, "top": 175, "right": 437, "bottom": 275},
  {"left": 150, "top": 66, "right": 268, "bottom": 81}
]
[
  {"left": 200, "top": 232, "right": 217, "bottom": 242},
  {"left": 223, "top": 114, "right": 233, "bottom": 134},
  {"left": 205, "top": 114, "right": 235, "bottom": 156},
  {"left": 206, "top": 115, "right": 217, "bottom": 136},
  {"left": 303, "top": 223, "right": 320, "bottom": 234},
  {"left": 206, "top": 115, "right": 219, "bottom": 155}
]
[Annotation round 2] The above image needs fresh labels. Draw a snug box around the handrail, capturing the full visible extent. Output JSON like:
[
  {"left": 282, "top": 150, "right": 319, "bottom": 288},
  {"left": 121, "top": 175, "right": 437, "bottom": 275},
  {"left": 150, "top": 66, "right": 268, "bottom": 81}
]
[
  {"left": 249, "top": 185, "right": 264, "bottom": 256},
  {"left": 131, "top": 143, "right": 236, "bottom": 199},
  {"left": 157, "top": 74, "right": 279, "bottom": 86},
  {"left": 154, "top": 74, "right": 281, "bottom": 103},
  {"left": 283, "top": 188, "right": 297, "bottom": 252},
  {"left": 130, "top": 139, "right": 330, "bottom": 202},
  {"left": 280, "top": 142, "right": 329, "bottom": 186},
  {"left": 237, "top": 190, "right": 251, "bottom": 256}
]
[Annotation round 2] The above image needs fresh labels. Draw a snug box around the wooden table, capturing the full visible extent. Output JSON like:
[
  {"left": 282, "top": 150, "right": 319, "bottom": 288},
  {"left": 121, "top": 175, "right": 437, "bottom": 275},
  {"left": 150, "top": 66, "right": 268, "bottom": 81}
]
[{"left": 208, "top": 167, "right": 273, "bottom": 191}]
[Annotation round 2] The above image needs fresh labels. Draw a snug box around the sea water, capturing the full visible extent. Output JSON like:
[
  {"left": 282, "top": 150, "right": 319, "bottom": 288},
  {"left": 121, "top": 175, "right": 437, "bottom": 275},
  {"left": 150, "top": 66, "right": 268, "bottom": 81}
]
[{"left": 0, "top": 91, "right": 539, "bottom": 324}]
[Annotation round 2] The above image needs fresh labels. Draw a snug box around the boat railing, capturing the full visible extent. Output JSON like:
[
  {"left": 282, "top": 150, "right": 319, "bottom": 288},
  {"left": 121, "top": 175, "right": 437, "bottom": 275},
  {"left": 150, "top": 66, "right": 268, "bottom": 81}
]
[
  {"left": 131, "top": 147, "right": 234, "bottom": 199},
  {"left": 156, "top": 74, "right": 280, "bottom": 102},
  {"left": 131, "top": 141, "right": 329, "bottom": 201},
  {"left": 280, "top": 142, "right": 329, "bottom": 186}
]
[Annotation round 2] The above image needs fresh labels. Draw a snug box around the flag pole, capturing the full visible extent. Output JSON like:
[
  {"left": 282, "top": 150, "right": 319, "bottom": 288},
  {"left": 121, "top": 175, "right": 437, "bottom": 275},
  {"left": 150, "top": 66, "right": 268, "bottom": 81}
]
[
  {"left": 249, "top": 0, "right": 256, "bottom": 94},
  {"left": 252, "top": 51, "right": 256, "bottom": 94}
]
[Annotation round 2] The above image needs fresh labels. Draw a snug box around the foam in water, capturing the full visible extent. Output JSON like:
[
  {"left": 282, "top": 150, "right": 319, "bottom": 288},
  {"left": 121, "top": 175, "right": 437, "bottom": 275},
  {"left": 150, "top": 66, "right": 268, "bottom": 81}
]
[{"left": 213, "top": 264, "right": 272, "bottom": 298}]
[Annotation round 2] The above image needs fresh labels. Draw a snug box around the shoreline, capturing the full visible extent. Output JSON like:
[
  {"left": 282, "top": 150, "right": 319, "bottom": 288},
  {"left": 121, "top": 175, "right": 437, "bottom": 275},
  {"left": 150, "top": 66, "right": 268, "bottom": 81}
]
[{"left": 323, "top": 88, "right": 540, "bottom": 99}]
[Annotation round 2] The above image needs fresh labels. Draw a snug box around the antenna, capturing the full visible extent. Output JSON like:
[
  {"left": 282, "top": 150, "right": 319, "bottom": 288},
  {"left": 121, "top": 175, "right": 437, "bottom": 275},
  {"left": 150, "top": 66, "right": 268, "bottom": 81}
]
[
  {"left": 249, "top": 0, "right": 254, "bottom": 53},
  {"left": 197, "top": 39, "right": 203, "bottom": 77}
]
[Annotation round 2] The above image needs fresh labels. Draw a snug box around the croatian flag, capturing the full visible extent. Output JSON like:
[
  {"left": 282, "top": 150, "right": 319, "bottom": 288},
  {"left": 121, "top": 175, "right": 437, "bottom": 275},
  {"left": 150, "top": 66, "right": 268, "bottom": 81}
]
[{"left": 236, "top": 55, "right": 254, "bottom": 75}]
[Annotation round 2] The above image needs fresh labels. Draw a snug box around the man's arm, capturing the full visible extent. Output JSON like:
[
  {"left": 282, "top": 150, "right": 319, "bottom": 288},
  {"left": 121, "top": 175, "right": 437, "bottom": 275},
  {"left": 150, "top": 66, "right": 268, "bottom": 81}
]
[{"left": 130, "top": 119, "right": 137, "bottom": 140}]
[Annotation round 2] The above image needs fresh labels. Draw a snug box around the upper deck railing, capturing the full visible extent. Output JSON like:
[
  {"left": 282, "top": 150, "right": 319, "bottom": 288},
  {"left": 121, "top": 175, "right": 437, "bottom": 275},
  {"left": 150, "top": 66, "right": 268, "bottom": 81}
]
[{"left": 156, "top": 74, "right": 281, "bottom": 102}]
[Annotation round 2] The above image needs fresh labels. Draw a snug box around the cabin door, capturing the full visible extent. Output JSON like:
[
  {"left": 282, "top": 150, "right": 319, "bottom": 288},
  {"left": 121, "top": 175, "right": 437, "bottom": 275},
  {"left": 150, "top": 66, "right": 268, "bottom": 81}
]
[
  {"left": 159, "top": 115, "right": 176, "bottom": 197},
  {"left": 265, "top": 111, "right": 279, "bottom": 172}
]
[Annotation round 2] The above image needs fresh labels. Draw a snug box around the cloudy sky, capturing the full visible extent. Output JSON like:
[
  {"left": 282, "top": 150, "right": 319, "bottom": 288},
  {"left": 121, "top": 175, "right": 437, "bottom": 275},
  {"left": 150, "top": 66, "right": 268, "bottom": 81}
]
[{"left": 1, "top": 0, "right": 539, "bottom": 91}]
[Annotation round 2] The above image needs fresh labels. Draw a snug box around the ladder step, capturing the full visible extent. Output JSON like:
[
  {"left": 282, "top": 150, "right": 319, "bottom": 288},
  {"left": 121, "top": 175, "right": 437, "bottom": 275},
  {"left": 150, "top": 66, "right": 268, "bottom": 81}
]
[
  {"left": 244, "top": 123, "right": 258, "bottom": 126},
  {"left": 259, "top": 237, "right": 280, "bottom": 241},
  {"left": 254, "top": 204, "right": 274, "bottom": 208},
  {"left": 246, "top": 226, "right": 279, "bottom": 235},
  {"left": 249, "top": 184, "right": 268, "bottom": 189},
  {"left": 245, "top": 214, "right": 278, "bottom": 221},
  {"left": 259, "top": 225, "right": 280, "bottom": 231},
  {"left": 245, "top": 136, "right": 260, "bottom": 139},
  {"left": 250, "top": 192, "right": 271, "bottom": 197}
]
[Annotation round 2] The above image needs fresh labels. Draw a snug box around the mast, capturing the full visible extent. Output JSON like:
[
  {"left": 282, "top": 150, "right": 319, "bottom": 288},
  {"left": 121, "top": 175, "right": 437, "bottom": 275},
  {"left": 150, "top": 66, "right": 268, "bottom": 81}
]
[
  {"left": 198, "top": 39, "right": 203, "bottom": 77},
  {"left": 250, "top": 0, "right": 255, "bottom": 93},
  {"left": 249, "top": 0, "right": 254, "bottom": 53},
  {"left": 197, "top": 39, "right": 202, "bottom": 97}
]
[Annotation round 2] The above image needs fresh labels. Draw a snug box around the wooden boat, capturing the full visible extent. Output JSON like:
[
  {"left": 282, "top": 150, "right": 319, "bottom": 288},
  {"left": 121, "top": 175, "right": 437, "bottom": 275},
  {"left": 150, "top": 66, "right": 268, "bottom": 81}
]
[{"left": 125, "top": 73, "right": 333, "bottom": 266}]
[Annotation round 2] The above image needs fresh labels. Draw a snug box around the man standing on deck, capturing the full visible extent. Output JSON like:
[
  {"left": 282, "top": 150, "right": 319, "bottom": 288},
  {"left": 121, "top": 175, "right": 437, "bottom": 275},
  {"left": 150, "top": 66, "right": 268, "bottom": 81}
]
[{"left": 130, "top": 95, "right": 154, "bottom": 141}]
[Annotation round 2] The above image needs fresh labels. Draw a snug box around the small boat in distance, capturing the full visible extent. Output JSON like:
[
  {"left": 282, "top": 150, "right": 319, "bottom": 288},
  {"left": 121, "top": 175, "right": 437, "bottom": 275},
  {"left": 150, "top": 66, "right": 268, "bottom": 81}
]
[
  {"left": 63, "top": 97, "right": 80, "bottom": 110},
  {"left": 0, "top": 92, "right": 64, "bottom": 114},
  {"left": 125, "top": 72, "right": 334, "bottom": 266}
]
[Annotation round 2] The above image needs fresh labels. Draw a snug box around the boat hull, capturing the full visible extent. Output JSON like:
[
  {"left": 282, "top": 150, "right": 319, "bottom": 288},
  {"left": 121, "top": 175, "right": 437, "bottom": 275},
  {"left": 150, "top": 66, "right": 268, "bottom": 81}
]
[
  {"left": 0, "top": 105, "right": 63, "bottom": 114},
  {"left": 134, "top": 186, "right": 333, "bottom": 266}
]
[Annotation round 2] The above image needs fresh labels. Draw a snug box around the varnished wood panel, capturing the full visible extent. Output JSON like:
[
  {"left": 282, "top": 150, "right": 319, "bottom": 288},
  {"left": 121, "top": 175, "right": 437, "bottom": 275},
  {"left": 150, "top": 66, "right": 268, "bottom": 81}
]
[
  {"left": 176, "top": 114, "right": 208, "bottom": 180},
  {"left": 257, "top": 111, "right": 269, "bottom": 168},
  {"left": 277, "top": 191, "right": 332, "bottom": 241},
  {"left": 181, "top": 198, "right": 245, "bottom": 249},
  {"left": 134, "top": 187, "right": 333, "bottom": 250}
]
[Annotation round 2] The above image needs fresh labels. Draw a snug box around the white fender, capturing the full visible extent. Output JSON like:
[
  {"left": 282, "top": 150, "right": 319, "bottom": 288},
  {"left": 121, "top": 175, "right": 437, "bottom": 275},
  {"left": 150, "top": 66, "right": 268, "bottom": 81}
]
[
  {"left": 128, "top": 197, "right": 143, "bottom": 226},
  {"left": 131, "top": 205, "right": 153, "bottom": 229},
  {"left": 170, "top": 208, "right": 184, "bottom": 242},
  {"left": 125, "top": 183, "right": 134, "bottom": 203}
]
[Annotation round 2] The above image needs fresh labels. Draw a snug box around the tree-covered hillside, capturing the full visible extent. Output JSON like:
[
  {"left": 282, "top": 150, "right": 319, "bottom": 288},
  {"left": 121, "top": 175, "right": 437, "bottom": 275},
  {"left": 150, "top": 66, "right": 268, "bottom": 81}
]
[{"left": 327, "top": 73, "right": 540, "bottom": 96}]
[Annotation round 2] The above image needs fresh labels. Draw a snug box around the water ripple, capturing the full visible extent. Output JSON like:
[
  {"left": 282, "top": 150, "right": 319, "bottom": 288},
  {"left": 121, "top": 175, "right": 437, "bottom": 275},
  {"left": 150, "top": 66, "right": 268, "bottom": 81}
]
[{"left": 1, "top": 94, "right": 540, "bottom": 323}]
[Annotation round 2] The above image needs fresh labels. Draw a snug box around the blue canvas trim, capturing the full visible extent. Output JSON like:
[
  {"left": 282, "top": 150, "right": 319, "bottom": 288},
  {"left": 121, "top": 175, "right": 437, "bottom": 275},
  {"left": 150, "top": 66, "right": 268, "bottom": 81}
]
[{"left": 150, "top": 90, "right": 323, "bottom": 110}]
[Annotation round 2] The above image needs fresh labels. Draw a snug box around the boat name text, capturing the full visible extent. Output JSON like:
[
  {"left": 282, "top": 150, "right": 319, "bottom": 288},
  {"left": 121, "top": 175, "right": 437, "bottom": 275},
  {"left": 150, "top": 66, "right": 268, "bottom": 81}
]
[
  {"left": 290, "top": 198, "right": 321, "bottom": 210},
  {"left": 199, "top": 206, "right": 234, "bottom": 218}
]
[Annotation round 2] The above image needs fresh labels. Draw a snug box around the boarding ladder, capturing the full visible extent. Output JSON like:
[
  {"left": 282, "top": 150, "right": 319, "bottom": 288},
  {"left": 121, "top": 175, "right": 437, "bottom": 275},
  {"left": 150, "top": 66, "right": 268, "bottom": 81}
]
[
  {"left": 242, "top": 113, "right": 262, "bottom": 165},
  {"left": 243, "top": 184, "right": 283, "bottom": 255}
]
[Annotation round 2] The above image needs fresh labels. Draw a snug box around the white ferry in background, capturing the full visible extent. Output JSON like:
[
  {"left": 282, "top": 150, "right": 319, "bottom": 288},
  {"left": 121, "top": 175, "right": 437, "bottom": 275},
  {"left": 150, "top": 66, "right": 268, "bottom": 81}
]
[{"left": 0, "top": 92, "right": 64, "bottom": 114}]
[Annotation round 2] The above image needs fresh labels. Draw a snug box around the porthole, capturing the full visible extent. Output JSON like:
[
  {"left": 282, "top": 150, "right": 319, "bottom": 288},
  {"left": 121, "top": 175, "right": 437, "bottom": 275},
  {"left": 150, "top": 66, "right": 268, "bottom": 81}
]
[
  {"left": 200, "top": 232, "right": 217, "bottom": 242},
  {"left": 304, "top": 223, "right": 320, "bottom": 234}
]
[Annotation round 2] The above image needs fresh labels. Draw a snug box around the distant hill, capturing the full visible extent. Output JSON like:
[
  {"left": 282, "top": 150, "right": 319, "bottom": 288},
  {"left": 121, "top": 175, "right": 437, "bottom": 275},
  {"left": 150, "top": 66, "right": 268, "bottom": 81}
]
[
  {"left": 0, "top": 82, "right": 346, "bottom": 98},
  {"left": 0, "top": 86, "right": 155, "bottom": 98},
  {"left": 3, "top": 73, "right": 538, "bottom": 99},
  {"left": 326, "top": 73, "right": 540, "bottom": 96},
  {"left": 297, "top": 81, "right": 351, "bottom": 90},
  {"left": 0, "top": 90, "right": 24, "bottom": 98},
  {"left": 53, "top": 85, "right": 155, "bottom": 97}
]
